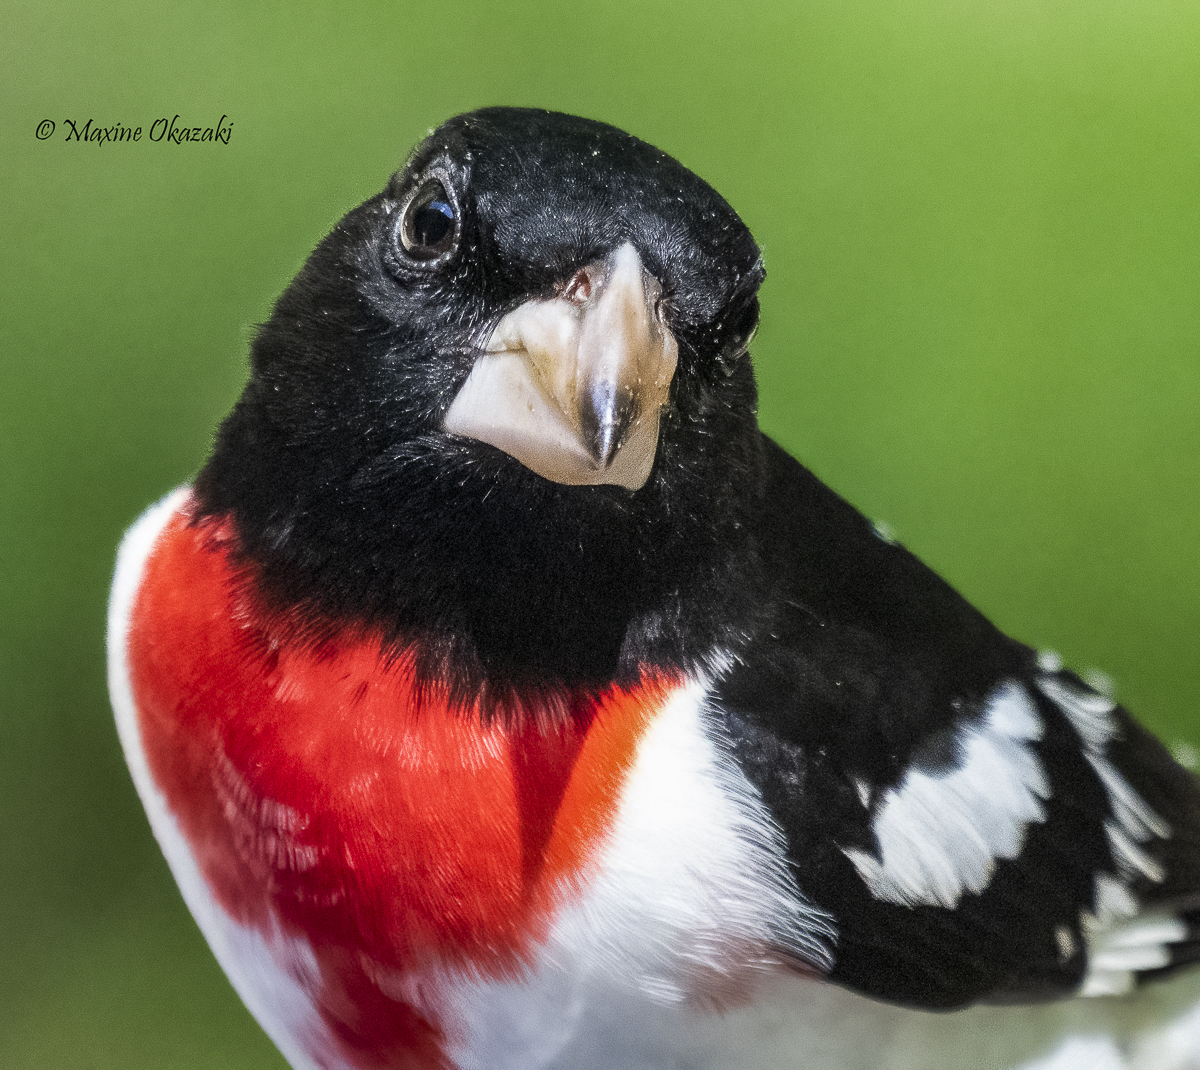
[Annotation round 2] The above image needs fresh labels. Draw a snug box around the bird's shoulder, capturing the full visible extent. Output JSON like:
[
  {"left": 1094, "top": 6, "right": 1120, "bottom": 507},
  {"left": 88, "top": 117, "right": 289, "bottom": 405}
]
[{"left": 709, "top": 436, "right": 1200, "bottom": 1008}]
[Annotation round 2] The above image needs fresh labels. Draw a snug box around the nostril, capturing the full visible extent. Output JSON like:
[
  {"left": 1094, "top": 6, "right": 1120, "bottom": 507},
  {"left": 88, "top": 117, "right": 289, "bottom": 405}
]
[{"left": 563, "top": 268, "right": 593, "bottom": 305}]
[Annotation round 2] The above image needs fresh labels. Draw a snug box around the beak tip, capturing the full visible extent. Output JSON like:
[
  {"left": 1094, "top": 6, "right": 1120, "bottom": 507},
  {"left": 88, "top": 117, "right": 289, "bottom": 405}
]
[
  {"left": 590, "top": 422, "right": 621, "bottom": 469},
  {"left": 582, "top": 382, "right": 637, "bottom": 470}
]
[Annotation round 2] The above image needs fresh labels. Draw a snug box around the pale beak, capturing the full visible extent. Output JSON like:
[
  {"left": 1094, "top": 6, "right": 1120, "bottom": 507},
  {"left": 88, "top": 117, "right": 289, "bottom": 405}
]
[{"left": 443, "top": 242, "right": 679, "bottom": 491}]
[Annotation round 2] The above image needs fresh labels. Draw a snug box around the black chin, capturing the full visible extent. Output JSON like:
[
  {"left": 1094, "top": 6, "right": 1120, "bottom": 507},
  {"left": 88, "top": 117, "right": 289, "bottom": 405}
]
[{"left": 194, "top": 363, "right": 768, "bottom": 714}]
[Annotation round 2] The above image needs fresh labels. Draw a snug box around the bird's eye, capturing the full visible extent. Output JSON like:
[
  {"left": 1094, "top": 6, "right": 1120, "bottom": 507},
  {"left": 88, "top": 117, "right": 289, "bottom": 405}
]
[
  {"left": 715, "top": 303, "right": 759, "bottom": 375},
  {"left": 399, "top": 179, "right": 458, "bottom": 261}
]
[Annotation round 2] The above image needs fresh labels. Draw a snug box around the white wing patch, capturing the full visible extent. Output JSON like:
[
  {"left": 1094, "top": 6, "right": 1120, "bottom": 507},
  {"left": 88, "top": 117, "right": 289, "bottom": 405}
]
[{"left": 844, "top": 680, "right": 1050, "bottom": 909}]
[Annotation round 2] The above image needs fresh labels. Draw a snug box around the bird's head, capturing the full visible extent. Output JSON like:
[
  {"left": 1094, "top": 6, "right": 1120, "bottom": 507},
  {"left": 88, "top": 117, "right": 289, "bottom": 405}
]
[{"left": 196, "top": 108, "right": 771, "bottom": 702}]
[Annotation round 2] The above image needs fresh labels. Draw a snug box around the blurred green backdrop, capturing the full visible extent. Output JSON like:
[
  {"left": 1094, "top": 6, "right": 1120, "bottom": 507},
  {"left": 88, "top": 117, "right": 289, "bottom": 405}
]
[{"left": 2, "top": 0, "right": 1197, "bottom": 1066}]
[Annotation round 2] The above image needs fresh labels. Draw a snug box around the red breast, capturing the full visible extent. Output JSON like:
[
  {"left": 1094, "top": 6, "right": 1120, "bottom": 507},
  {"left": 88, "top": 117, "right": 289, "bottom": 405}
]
[{"left": 126, "top": 496, "right": 679, "bottom": 1068}]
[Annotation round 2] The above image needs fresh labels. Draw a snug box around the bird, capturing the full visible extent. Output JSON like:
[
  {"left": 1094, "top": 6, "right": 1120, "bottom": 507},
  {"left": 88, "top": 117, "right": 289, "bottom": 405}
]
[{"left": 108, "top": 107, "right": 1200, "bottom": 1070}]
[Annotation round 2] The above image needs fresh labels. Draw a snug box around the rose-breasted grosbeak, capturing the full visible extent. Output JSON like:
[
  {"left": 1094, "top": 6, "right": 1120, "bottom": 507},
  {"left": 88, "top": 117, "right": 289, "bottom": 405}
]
[{"left": 110, "top": 108, "right": 1200, "bottom": 1070}]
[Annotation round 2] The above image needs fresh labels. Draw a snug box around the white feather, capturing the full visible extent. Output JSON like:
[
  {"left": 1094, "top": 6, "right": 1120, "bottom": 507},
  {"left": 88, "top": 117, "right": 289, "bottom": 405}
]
[
  {"left": 843, "top": 680, "right": 1049, "bottom": 908},
  {"left": 440, "top": 676, "right": 837, "bottom": 1068},
  {"left": 1037, "top": 670, "right": 1177, "bottom": 1001}
]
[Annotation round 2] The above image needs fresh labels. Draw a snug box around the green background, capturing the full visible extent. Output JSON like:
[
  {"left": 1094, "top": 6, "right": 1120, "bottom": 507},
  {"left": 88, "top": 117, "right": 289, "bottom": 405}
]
[{"left": 2, "top": 1, "right": 1197, "bottom": 1066}]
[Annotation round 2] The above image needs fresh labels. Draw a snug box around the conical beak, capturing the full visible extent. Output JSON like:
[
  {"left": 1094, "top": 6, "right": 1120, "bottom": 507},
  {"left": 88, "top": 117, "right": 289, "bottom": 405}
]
[{"left": 443, "top": 242, "right": 678, "bottom": 491}]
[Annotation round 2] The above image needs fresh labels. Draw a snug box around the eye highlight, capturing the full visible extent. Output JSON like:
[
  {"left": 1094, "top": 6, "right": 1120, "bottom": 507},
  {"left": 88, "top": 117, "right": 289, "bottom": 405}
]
[{"left": 398, "top": 178, "right": 458, "bottom": 262}]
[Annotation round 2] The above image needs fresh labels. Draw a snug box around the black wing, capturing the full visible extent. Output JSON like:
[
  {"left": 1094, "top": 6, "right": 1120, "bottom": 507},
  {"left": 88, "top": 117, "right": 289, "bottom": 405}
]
[{"left": 712, "top": 436, "right": 1200, "bottom": 1009}]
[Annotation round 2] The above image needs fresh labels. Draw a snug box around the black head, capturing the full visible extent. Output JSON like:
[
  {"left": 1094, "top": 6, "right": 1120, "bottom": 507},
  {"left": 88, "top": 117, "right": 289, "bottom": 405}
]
[{"left": 195, "top": 107, "right": 771, "bottom": 712}]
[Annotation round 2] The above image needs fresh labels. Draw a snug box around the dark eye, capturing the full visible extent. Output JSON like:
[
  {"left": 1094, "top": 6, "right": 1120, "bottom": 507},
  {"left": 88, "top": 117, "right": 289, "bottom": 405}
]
[
  {"left": 715, "top": 300, "right": 759, "bottom": 375},
  {"left": 399, "top": 179, "right": 458, "bottom": 261}
]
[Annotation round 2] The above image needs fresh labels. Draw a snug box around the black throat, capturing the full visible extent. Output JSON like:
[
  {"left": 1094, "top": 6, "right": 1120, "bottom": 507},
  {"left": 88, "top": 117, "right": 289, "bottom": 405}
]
[{"left": 192, "top": 361, "right": 770, "bottom": 714}]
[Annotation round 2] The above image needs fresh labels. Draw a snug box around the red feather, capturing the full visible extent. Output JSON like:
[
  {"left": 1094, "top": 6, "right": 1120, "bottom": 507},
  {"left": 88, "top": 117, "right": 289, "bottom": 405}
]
[{"left": 126, "top": 498, "right": 679, "bottom": 1068}]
